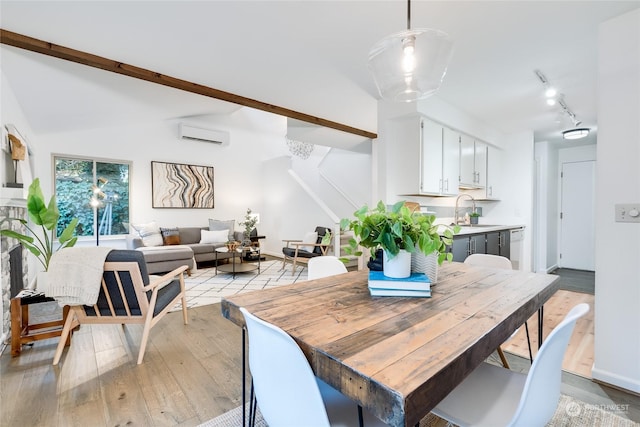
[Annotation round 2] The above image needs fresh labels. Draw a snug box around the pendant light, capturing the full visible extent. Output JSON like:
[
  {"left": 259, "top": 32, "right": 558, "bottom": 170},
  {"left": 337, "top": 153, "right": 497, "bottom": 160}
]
[{"left": 368, "top": 0, "right": 453, "bottom": 102}]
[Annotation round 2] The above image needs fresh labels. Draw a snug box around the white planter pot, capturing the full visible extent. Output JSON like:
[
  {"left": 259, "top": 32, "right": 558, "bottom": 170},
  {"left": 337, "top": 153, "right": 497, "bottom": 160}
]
[
  {"left": 37, "top": 271, "right": 50, "bottom": 296},
  {"left": 411, "top": 250, "right": 439, "bottom": 284},
  {"left": 383, "top": 249, "right": 411, "bottom": 279}
]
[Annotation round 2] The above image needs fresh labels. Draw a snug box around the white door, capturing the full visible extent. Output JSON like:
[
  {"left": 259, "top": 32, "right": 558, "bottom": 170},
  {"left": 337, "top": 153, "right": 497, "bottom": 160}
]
[{"left": 560, "top": 161, "right": 595, "bottom": 270}]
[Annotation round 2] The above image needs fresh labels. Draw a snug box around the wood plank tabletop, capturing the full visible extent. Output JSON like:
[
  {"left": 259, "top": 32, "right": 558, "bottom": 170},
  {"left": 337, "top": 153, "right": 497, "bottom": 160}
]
[{"left": 221, "top": 262, "right": 560, "bottom": 427}]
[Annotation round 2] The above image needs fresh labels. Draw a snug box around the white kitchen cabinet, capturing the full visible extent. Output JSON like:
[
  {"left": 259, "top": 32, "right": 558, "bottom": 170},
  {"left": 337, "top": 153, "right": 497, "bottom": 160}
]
[
  {"left": 459, "top": 135, "right": 487, "bottom": 189},
  {"left": 485, "top": 145, "right": 502, "bottom": 200},
  {"left": 391, "top": 115, "right": 459, "bottom": 196}
]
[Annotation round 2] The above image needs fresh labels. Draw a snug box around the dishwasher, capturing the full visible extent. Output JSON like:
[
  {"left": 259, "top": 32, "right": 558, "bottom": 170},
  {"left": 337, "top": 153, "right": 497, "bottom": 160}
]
[{"left": 510, "top": 228, "right": 524, "bottom": 270}]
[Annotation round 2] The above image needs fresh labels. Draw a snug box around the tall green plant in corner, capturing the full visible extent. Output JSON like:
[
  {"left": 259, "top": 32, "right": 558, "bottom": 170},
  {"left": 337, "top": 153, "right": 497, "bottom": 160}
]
[{"left": 0, "top": 178, "right": 78, "bottom": 271}]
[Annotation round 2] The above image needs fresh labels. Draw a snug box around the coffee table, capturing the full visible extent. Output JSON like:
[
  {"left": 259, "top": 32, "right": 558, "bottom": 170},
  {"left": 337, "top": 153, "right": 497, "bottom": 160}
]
[{"left": 215, "top": 246, "right": 260, "bottom": 278}]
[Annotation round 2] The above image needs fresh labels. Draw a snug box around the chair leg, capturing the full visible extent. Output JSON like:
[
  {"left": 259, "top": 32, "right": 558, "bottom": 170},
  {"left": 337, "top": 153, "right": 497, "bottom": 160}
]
[
  {"left": 181, "top": 295, "right": 189, "bottom": 325},
  {"left": 138, "top": 314, "right": 154, "bottom": 365},
  {"left": 53, "top": 309, "right": 78, "bottom": 365},
  {"left": 497, "top": 345, "right": 510, "bottom": 369}
]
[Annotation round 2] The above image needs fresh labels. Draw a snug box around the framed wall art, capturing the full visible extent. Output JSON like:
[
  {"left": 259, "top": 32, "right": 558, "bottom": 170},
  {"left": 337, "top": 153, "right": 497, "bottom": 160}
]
[{"left": 151, "top": 161, "right": 214, "bottom": 208}]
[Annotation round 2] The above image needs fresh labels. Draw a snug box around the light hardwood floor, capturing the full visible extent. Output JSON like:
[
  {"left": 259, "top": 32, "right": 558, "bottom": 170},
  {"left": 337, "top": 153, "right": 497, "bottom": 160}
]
[{"left": 2, "top": 273, "right": 639, "bottom": 426}]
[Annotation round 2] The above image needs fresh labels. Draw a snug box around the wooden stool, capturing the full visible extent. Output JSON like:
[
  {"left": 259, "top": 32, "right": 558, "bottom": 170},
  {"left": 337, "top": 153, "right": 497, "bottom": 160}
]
[{"left": 10, "top": 293, "right": 71, "bottom": 357}]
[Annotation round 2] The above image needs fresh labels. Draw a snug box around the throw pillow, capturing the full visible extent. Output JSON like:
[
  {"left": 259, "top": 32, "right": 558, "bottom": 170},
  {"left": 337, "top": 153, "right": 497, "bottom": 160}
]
[
  {"left": 301, "top": 231, "right": 318, "bottom": 252},
  {"left": 160, "top": 227, "right": 181, "bottom": 245},
  {"left": 200, "top": 229, "right": 229, "bottom": 244},
  {"left": 209, "top": 219, "right": 235, "bottom": 241},
  {"left": 131, "top": 221, "right": 163, "bottom": 247}
]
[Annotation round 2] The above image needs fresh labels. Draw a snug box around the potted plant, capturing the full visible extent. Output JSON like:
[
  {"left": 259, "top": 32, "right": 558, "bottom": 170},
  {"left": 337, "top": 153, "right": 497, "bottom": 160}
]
[
  {"left": 239, "top": 208, "right": 259, "bottom": 246},
  {"left": 341, "top": 201, "right": 458, "bottom": 279},
  {"left": 469, "top": 211, "right": 480, "bottom": 225},
  {"left": 0, "top": 178, "right": 79, "bottom": 289}
]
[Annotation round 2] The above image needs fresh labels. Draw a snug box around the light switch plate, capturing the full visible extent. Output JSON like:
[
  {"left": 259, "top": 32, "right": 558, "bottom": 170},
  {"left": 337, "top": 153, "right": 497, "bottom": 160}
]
[{"left": 615, "top": 204, "right": 640, "bottom": 223}]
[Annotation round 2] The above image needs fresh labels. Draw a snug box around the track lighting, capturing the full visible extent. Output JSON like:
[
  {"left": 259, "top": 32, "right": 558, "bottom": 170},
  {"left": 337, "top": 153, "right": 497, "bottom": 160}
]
[{"left": 535, "top": 69, "right": 589, "bottom": 140}]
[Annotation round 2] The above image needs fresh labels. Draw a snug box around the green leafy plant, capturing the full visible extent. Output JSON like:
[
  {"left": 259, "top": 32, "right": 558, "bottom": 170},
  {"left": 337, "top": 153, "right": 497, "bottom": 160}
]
[
  {"left": 340, "top": 200, "right": 459, "bottom": 265},
  {"left": 0, "top": 178, "right": 79, "bottom": 271},
  {"left": 239, "top": 208, "right": 258, "bottom": 239},
  {"left": 469, "top": 211, "right": 481, "bottom": 218}
]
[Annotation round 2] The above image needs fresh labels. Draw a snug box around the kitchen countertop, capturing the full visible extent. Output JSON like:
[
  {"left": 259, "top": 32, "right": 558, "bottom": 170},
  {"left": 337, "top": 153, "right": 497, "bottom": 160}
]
[{"left": 451, "top": 224, "right": 525, "bottom": 236}]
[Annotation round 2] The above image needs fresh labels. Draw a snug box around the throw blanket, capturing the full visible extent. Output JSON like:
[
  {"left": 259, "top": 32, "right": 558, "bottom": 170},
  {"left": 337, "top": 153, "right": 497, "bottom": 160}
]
[{"left": 47, "top": 247, "right": 113, "bottom": 306}]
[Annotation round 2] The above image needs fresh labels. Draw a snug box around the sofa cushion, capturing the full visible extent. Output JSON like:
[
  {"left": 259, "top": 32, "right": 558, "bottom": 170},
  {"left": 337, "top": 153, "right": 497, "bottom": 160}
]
[
  {"left": 200, "top": 229, "right": 228, "bottom": 244},
  {"left": 160, "top": 227, "right": 181, "bottom": 245},
  {"left": 131, "top": 221, "right": 163, "bottom": 247},
  {"left": 137, "top": 245, "right": 194, "bottom": 263},
  {"left": 189, "top": 242, "right": 224, "bottom": 255},
  {"left": 179, "top": 227, "right": 204, "bottom": 245},
  {"left": 209, "top": 219, "right": 235, "bottom": 241}
]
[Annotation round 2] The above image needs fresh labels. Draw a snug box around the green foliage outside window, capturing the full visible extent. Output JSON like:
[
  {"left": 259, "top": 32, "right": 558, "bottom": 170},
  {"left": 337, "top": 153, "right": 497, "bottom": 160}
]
[{"left": 55, "top": 157, "right": 130, "bottom": 238}]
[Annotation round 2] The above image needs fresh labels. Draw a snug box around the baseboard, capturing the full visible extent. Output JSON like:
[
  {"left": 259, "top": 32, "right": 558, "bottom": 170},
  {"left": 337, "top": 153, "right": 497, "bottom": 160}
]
[
  {"left": 546, "top": 264, "right": 559, "bottom": 273},
  {"left": 592, "top": 366, "right": 640, "bottom": 395}
]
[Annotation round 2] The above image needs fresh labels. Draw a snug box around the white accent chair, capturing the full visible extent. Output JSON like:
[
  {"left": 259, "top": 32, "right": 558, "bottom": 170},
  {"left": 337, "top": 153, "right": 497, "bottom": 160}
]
[
  {"left": 464, "top": 253, "right": 513, "bottom": 270},
  {"left": 240, "top": 307, "right": 387, "bottom": 427},
  {"left": 464, "top": 253, "right": 531, "bottom": 368},
  {"left": 431, "top": 303, "right": 589, "bottom": 427},
  {"left": 308, "top": 256, "right": 348, "bottom": 280}
]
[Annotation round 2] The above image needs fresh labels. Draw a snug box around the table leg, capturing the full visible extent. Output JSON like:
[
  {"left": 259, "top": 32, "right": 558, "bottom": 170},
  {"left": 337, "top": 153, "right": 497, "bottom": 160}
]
[{"left": 538, "top": 305, "right": 544, "bottom": 349}]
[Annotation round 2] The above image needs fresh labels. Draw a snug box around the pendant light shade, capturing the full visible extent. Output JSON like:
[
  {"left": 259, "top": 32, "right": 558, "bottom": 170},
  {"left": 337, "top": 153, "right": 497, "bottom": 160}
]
[
  {"left": 368, "top": 0, "right": 453, "bottom": 102},
  {"left": 368, "top": 28, "right": 453, "bottom": 102}
]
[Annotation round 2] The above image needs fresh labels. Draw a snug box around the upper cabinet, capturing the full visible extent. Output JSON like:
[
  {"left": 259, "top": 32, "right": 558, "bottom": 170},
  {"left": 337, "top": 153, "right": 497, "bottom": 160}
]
[
  {"left": 459, "top": 135, "right": 487, "bottom": 189},
  {"left": 391, "top": 115, "right": 459, "bottom": 196},
  {"left": 485, "top": 145, "right": 502, "bottom": 200}
]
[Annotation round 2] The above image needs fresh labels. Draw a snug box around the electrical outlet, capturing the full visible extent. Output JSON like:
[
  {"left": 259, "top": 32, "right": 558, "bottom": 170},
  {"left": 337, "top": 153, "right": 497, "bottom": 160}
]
[{"left": 615, "top": 204, "right": 640, "bottom": 223}]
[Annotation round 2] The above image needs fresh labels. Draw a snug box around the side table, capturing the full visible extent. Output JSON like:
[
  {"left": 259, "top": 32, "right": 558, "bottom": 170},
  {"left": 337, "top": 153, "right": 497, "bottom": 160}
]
[
  {"left": 215, "top": 247, "right": 261, "bottom": 278},
  {"left": 10, "top": 292, "right": 71, "bottom": 357}
]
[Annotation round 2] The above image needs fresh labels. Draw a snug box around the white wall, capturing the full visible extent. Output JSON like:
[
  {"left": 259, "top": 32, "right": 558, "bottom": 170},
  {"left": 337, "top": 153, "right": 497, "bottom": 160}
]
[
  {"left": 534, "top": 141, "right": 559, "bottom": 273},
  {"left": 592, "top": 9, "right": 640, "bottom": 393}
]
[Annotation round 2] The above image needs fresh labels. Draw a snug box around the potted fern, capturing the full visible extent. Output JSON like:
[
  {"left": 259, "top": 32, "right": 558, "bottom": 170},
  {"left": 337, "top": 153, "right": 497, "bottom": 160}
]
[
  {"left": 341, "top": 201, "right": 458, "bottom": 279},
  {"left": 0, "top": 178, "right": 78, "bottom": 291}
]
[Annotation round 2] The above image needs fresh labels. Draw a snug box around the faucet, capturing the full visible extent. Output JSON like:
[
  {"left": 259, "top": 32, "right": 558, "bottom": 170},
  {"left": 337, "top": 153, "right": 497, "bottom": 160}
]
[{"left": 454, "top": 194, "right": 476, "bottom": 225}]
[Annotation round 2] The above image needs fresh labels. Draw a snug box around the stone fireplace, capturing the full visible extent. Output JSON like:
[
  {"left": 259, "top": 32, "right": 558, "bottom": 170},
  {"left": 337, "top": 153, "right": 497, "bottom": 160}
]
[{"left": 1, "top": 200, "right": 28, "bottom": 344}]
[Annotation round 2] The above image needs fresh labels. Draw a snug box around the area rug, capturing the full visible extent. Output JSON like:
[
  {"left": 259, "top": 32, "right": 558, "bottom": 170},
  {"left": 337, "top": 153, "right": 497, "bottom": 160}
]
[
  {"left": 198, "top": 394, "right": 639, "bottom": 427},
  {"left": 170, "top": 260, "right": 307, "bottom": 311}
]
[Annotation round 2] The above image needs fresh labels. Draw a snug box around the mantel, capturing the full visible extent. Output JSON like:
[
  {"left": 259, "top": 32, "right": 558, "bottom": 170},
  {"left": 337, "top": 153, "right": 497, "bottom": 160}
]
[{"left": 0, "top": 186, "right": 27, "bottom": 208}]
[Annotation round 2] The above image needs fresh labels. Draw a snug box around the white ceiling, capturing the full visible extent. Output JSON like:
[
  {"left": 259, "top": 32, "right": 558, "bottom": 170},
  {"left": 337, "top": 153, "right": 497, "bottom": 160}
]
[{"left": 1, "top": 1, "right": 639, "bottom": 147}]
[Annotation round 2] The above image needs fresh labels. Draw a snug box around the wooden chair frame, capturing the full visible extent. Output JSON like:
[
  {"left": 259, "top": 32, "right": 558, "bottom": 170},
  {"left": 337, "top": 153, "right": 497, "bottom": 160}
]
[
  {"left": 281, "top": 240, "right": 332, "bottom": 276},
  {"left": 53, "top": 262, "right": 189, "bottom": 365}
]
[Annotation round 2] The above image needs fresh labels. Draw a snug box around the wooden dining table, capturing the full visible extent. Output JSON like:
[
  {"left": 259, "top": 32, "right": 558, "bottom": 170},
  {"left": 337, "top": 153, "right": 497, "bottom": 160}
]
[{"left": 221, "top": 262, "right": 560, "bottom": 427}]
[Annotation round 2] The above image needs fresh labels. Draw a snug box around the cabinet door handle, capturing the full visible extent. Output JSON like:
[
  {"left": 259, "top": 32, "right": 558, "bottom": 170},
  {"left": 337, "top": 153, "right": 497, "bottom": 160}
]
[
  {"left": 499, "top": 233, "right": 503, "bottom": 247},
  {"left": 444, "top": 178, "right": 449, "bottom": 192},
  {"left": 439, "top": 179, "right": 443, "bottom": 192},
  {"left": 467, "top": 240, "right": 471, "bottom": 255},
  {"left": 489, "top": 185, "right": 493, "bottom": 196}
]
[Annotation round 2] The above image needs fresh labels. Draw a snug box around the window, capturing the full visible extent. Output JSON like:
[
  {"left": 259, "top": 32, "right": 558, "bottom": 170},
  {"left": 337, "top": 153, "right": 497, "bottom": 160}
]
[{"left": 54, "top": 156, "right": 130, "bottom": 239}]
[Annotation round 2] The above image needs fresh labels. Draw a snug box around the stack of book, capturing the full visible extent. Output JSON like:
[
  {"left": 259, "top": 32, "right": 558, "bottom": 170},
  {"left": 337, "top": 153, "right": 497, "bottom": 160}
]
[{"left": 367, "top": 270, "right": 431, "bottom": 297}]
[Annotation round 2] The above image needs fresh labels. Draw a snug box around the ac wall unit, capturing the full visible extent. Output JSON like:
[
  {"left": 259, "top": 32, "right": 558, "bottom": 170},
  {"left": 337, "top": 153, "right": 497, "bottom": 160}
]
[{"left": 179, "top": 123, "right": 229, "bottom": 145}]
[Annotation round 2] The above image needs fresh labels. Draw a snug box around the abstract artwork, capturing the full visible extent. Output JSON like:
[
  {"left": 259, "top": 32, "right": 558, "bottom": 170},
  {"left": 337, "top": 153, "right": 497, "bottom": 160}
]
[{"left": 151, "top": 161, "right": 214, "bottom": 208}]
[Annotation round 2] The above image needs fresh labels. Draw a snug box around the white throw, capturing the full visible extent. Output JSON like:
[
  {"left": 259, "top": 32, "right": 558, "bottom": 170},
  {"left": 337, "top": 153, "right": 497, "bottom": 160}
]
[{"left": 47, "top": 247, "right": 113, "bottom": 306}]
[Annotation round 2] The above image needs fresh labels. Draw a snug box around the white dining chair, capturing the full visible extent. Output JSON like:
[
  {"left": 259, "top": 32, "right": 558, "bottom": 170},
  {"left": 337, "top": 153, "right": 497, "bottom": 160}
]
[
  {"left": 431, "top": 303, "right": 589, "bottom": 427},
  {"left": 308, "top": 256, "right": 348, "bottom": 280},
  {"left": 464, "top": 253, "right": 532, "bottom": 367},
  {"left": 240, "top": 307, "right": 388, "bottom": 427}
]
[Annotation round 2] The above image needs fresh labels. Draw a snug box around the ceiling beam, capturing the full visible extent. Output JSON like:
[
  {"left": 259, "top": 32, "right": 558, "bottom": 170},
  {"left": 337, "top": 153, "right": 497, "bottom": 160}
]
[{"left": 0, "top": 29, "right": 378, "bottom": 140}]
